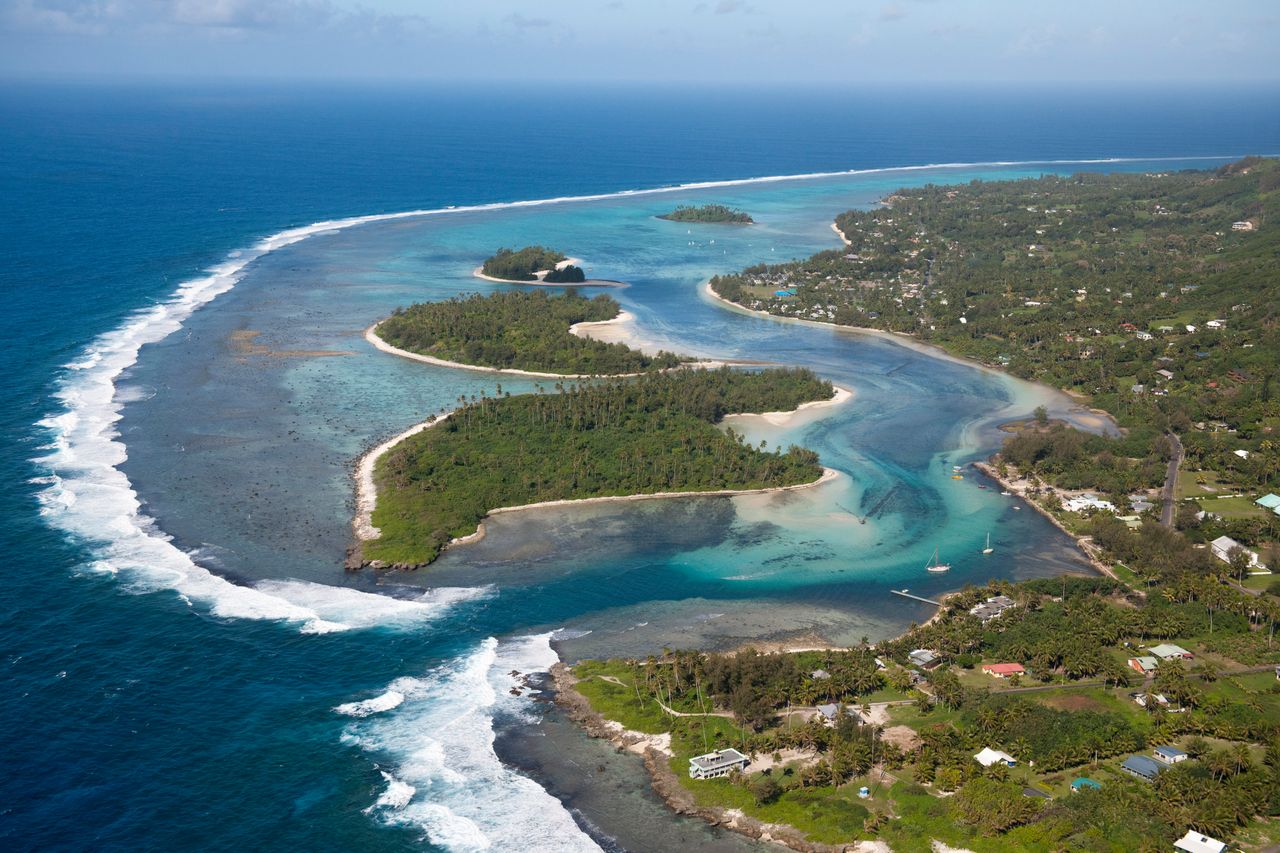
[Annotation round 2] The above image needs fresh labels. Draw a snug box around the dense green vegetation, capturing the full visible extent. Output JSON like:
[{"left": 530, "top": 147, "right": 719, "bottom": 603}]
[
  {"left": 542, "top": 264, "right": 586, "bottom": 283},
  {"left": 480, "top": 245, "right": 567, "bottom": 280},
  {"left": 377, "top": 290, "right": 686, "bottom": 375},
  {"left": 659, "top": 204, "right": 754, "bottom": 224},
  {"left": 573, "top": 575, "right": 1280, "bottom": 849},
  {"left": 367, "top": 368, "right": 833, "bottom": 564},
  {"left": 710, "top": 158, "right": 1279, "bottom": 492}
]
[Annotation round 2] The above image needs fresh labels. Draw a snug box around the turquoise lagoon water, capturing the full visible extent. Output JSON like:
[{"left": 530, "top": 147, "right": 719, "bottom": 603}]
[
  {"left": 117, "top": 164, "right": 1114, "bottom": 659},
  {"left": 10, "top": 82, "right": 1280, "bottom": 851}
]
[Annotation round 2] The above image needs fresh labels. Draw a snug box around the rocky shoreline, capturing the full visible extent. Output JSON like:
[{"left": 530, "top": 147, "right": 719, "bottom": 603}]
[{"left": 549, "top": 663, "right": 868, "bottom": 853}]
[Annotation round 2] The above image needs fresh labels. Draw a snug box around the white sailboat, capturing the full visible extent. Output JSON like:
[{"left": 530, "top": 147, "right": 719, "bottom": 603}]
[
  {"left": 982, "top": 532, "right": 994, "bottom": 555},
  {"left": 925, "top": 546, "right": 951, "bottom": 573}
]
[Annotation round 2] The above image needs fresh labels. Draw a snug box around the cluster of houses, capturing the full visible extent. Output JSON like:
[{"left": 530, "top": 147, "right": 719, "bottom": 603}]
[{"left": 1127, "top": 643, "right": 1193, "bottom": 675}]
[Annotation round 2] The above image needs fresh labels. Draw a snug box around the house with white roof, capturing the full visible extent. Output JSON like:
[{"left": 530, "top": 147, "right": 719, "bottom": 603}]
[
  {"left": 1175, "top": 829, "right": 1226, "bottom": 853},
  {"left": 1063, "top": 494, "right": 1116, "bottom": 513},
  {"left": 688, "top": 748, "right": 750, "bottom": 780},
  {"left": 1210, "top": 535, "right": 1266, "bottom": 572},
  {"left": 974, "top": 747, "right": 1017, "bottom": 768}
]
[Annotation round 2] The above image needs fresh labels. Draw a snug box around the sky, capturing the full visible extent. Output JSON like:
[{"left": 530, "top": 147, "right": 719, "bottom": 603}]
[{"left": 1, "top": 0, "right": 1277, "bottom": 85}]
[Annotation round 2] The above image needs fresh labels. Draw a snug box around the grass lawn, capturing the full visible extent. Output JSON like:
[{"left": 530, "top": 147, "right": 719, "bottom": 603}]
[{"left": 1176, "top": 468, "right": 1237, "bottom": 500}]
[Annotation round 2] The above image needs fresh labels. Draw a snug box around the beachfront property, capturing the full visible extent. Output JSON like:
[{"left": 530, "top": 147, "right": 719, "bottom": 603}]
[
  {"left": 969, "top": 594, "right": 1017, "bottom": 623},
  {"left": 1070, "top": 777, "right": 1102, "bottom": 793},
  {"left": 1148, "top": 643, "right": 1194, "bottom": 661},
  {"left": 816, "top": 703, "right": 840, "bottom": 724},
  {"left": 981, "top": 662, "right": 1025, "bottom": 679},
  {"left": 1154, "top": 745, "right": 1189, "bottom": 764},
  {"left": 974, "top": 747, "right": 1017, "bottom": 768},
  {"left": 1120, "top": 754, "right": 1164, "bottom": 782},
  {"left": 1062, "top": 493, "right": 1117, "bottom": 513},
  {"left": 1210, "top": 535, "right": 1267, "bottom": 572},
  {"left": 908, "top": 649, "right": 941, "bottom": 669},
  {"left": 1175, "top": 830, "right": 1227, "bottom": 853},
  {"left": 1128, "top": 656, "right": 1159, "bottom": 674},
  {"left": 688, "top": 748, "right": 750, "bottom": 780}
]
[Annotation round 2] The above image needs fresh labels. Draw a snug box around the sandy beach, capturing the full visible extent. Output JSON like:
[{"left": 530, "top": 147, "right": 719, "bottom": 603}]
[
  {"left": 699, "top": 281, "right": 1118, "bottom": 435},
  {"left": 352, "top": 392, "right": 846, "bottom": 558},
  {"left": 473, "top": 256, "right": 613, "bottom": 285},
  {"left": 830, "top": 222, "right": 852, "bottom": 246},
  {"left": 366, "top": 322, "right": 651, "bottom": 379},
  {"left": 722, "top": 385, "right": 853, "bottom": 429}
]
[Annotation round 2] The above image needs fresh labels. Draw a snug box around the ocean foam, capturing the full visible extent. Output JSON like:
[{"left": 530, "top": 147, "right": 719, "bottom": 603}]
[
  {"left": 32, "top": 153, "right": 1243, "bottom": 630},
  {"left": 340, "top": 634, "right": 601, "bottom": 853}
]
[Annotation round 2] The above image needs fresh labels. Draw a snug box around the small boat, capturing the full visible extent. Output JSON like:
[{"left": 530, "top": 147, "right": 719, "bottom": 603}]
[
  {"left": 978, "top": 485, "right": 988, "bottom": 490},
  {"left": 952, "top": 465, "right": 963, "bottom": 472},
  {"left": 1000, "top": 490, "right": 1012, "bottom": 496},
  {"left": 1013, "top": 506, "right": 1021, "bottom": 511},
  {"left": 982, "top": 532, "right": 994, "bottom": 555},
  {"left": 951, "top": 474, "right": 963, "bottom": 480},
  {"left": 925, "top": 546, "right": 951, "bottom": 573}
]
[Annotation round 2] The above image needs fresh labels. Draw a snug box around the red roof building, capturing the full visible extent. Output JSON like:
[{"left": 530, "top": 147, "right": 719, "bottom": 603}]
[{"left": 981, "top": 663, "right": 1026, "bottom": 678}]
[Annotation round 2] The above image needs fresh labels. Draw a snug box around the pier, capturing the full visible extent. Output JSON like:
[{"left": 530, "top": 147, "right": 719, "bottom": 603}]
[{"left": 891, "top": 589, "right": 941, "bottom": 606}]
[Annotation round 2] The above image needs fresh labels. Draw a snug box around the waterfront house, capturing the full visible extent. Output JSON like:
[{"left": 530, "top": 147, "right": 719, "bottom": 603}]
[
  {"left": 981, "top": 662, "right": 1025, "bottom": 679},
  {"left": 816, "top": 703, "right": 839, "bottom": 724},
  {"left": 1070, "top": 777, "right": 1102, "bottom": 793},
  {"left": 1154, "top": 745, "right": 1189, "bottom": 764},
  {"left": 909, "top": 649, "right": 940, "bottom": 669},
  {"left": 1063, "top": 494, "right": 1116, "bottom": 513},
  {"left": 1148, "top": 644, "right": 1193, "bottom": 661},
  {"left": 1128, "top": 656, "right": 1159, "bottom": 674},
  {"left": 969, "top": 595, "right": 1017, "bottom": 623},
  {"left": 974, "top": 747, "right": 1017, "bottom": 768},
  {"left": 1120, "top": 754, "right": 1163, "bottom": 782},
  {"left": 1174, "top": 830, "right": 1227, "bottom": 853},
  {"left": 688, "top": 748, "right": 749, "bottom": 780}
]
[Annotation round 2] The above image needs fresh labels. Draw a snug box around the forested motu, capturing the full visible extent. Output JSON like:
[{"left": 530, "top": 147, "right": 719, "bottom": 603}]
[
  {"left": 376, "top": 290, "right": 687, "bottom": 375},
  {"left": 659, "top": 204, "right": 754, "bottom": 224},
  {"left": 366, "top": 367, "right": 833, "bottom": 565},
  {"left": 480, "top": 245, "right": 566, "bottom": 280}
]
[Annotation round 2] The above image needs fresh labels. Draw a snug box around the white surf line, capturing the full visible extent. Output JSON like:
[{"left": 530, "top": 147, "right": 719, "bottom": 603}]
[{"left": 35, "top": 152, "right": 1240, "bottom": 626}]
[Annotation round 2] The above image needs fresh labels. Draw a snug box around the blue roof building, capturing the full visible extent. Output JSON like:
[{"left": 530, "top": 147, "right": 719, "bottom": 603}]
[{"left": 1121, "top": 755, "right": 1164, "bottom": 781}]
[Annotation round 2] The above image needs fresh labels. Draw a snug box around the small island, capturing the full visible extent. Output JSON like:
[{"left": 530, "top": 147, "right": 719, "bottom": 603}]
[
  {"left": 659, "top": 204, "right": 754, "bottom": 224},
  {"left": 374, "top": 290, "right": 687, "bottom": 376},
  {"left": 359, "top": 367, "right": 836, "bottom": 566},
  {"left": 478, "top": 245, "right": 586, "bottom": 283}
]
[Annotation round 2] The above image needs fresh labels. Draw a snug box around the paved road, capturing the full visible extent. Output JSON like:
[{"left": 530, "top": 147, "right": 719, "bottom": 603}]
[{"left": 1160, "top": 431, "right": 1184, "bottom": 526}]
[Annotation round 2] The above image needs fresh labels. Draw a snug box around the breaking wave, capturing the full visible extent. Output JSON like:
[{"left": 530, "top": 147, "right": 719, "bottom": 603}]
[{"left": 340, "top": 633, "right": 600, "bottom": 852}]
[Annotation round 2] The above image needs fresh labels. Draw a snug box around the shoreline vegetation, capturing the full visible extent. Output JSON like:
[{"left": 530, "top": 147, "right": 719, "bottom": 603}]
[
  {"left": 353, "top": 367, "right": 844, "bottom": 568},
  {"left": 581, "top": 157, "right": 1280, "bottom": 850},
  {"left": 375, "top": 291, "right": 690, "bottom": 377},
  {"left": 477, "top": 245, "right": 584, "bottom": 283},
  {"left": 659, "top": 204, "right": 754, "bottom": 224},
  {"left": 562, "top": 570, "right": 1280, "bottom": 851}
]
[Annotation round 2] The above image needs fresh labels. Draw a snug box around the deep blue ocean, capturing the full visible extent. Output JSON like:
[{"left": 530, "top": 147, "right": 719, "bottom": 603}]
[{"left": 2, "top": 82, "right": 1278, "bottom": 851}]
